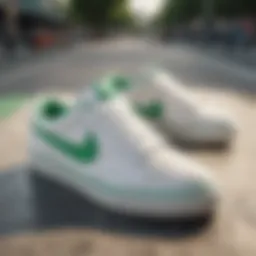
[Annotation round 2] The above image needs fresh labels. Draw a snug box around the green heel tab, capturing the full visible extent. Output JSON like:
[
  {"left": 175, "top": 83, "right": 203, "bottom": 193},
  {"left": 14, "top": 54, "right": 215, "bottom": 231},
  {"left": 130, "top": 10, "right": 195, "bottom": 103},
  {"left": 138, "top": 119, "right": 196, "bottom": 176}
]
[{"left": 38, "top": 97, "right": 69, "bottom": 121}]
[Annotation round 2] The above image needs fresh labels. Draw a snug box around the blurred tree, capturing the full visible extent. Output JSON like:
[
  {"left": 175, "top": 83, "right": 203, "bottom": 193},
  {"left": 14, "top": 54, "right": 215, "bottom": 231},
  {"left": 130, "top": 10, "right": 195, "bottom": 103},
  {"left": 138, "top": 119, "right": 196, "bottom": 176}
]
[
  {"left": 109, "top": 0, "right": 134, "bottom": 27},
  {"left": 155, "top": 0, "right": 201, "bottom": 27},
  {"left": 216, "top": 0, "right": 256, "bottom": 17},
  {"left": 155, "top": 0, "right": 256, "bottom": 26},
  {"left": 69, "top": 0, "right": 133, "bottom": 34},
  {"left": 154, "top": 0, "right": 256, "bottom": 39}
]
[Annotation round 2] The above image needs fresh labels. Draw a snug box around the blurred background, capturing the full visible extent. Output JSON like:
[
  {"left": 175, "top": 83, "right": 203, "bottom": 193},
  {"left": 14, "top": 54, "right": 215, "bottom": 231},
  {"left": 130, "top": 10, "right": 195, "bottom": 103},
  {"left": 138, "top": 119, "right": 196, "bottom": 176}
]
[
  {"left": 0, "top": 0, "right": 254, "bottom": 95},
  {"left": 0, "top": 0, "right": 256, "bottom": 55}
]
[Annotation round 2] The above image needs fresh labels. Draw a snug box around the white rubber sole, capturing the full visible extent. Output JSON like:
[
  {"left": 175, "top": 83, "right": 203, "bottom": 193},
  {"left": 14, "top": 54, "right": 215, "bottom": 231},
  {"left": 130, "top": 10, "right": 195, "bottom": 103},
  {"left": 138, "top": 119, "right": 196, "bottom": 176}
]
[
  {"left": 30, "top": 163, "right": 214, "bottom": 219},
  {"left": 152, "top": 120, "right": 235, "bottom": 148},
  {"left": 28, "top": 144, "right": 216, "bottom": 219}
]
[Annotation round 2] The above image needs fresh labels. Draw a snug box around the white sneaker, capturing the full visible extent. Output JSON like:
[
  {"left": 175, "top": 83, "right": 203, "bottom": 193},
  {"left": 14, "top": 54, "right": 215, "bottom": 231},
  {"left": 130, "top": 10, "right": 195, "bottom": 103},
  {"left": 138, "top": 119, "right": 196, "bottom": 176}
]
[
  {"left": 28, "top": 90, "right": 219, "bottom": 218},
  {"left": 102, "top": 71, "right": 237, "bottom": 146}
]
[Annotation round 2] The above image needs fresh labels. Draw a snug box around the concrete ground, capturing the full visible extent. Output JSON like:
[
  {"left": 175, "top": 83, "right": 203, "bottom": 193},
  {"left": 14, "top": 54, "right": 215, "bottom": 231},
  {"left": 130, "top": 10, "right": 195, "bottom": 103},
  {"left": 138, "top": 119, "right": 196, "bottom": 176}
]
[
  {"left": 0, "top": 88, "right": 256, "bottom": 255},
  {"left": 0, "top": 37, "right": 256, "bottom": 255}
]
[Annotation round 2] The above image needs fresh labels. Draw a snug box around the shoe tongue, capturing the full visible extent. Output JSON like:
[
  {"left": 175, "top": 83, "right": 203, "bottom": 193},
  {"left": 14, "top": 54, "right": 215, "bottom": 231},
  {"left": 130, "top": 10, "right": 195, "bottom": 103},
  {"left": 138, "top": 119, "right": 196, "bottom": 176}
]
[{"left": 77, "top": 87, "right": 97, "bottom": 107}]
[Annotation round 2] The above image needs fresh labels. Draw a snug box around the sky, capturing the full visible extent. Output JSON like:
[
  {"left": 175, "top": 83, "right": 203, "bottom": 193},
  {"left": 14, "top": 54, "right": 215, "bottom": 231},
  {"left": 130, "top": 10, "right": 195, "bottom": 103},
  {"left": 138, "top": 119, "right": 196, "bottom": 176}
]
[{"left": 129, "top": 0, "right": 165, "bottom": 19}]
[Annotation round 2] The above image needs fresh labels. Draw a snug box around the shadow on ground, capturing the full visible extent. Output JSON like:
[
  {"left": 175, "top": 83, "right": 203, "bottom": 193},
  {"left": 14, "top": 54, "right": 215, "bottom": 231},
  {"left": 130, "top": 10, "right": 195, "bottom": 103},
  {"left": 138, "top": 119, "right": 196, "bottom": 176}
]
[{"left": 0, "top": 165, "right": 213, "bottom": 238}]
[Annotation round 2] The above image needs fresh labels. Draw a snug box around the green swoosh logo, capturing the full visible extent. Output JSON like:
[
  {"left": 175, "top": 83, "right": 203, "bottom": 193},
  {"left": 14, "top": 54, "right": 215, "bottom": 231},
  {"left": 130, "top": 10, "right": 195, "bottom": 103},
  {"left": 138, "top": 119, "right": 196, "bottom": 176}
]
[
  {"left": 34, "top": 125, "right": 100, "bottom": 164},
  {"left": 134, "top": 101, "right": 164, "bottom": 120}
]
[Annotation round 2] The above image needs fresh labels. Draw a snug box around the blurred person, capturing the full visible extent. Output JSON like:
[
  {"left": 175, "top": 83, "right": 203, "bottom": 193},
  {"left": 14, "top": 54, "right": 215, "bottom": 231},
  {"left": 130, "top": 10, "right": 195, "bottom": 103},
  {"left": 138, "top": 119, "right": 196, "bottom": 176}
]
[
  {"left": 241, "top": 17, "right": 255, "bottom": 48},
  {"left": 2, "top": 0, "right": 19, "bottom": 56},
  {"left": 231, "top": 18, "right": 254, "bottom": 51}
]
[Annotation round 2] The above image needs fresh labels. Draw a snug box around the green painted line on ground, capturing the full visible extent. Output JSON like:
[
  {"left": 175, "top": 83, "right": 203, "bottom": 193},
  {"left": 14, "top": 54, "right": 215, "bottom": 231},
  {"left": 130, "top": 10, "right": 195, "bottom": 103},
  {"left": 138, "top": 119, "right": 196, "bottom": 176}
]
[{"left": 0, "top": 95, "right": 30, "bottom": 119}]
